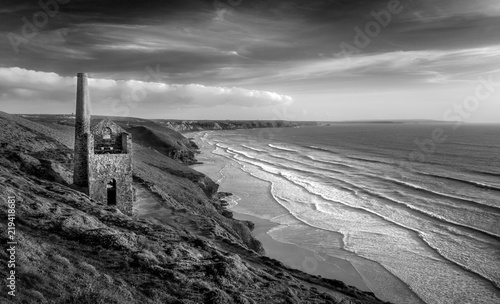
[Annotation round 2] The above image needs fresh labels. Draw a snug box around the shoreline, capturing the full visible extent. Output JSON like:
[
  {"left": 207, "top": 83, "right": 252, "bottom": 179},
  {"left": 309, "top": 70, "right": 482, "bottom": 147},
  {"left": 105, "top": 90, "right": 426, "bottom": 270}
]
[
  {"left": 187, "top": 130, "right": 373, "bottom": 292},
  {"left": 231, "top": 211, "right": 372, "bottom": 292},
  {"left": 188, "top": 129, "right": 426, "bottom": 303}
]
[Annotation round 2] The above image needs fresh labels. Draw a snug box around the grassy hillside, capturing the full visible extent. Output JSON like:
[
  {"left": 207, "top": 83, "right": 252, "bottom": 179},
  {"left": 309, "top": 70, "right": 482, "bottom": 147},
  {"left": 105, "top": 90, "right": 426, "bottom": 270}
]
[
  {"left": 127, "top": 126, "right": 199, "bottom": 165},
  {"left": 22, "top": 114, "right": 200, "bottom": 164},
  {"left": 0, "top": 112, "right": 390, "bottom": 304}
]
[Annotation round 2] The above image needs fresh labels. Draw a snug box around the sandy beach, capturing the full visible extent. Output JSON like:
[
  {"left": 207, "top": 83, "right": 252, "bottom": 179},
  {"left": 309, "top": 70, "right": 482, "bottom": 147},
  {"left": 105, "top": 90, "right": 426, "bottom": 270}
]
[{"left": 231, "top": 212, "right": 372, "bottom": 292}]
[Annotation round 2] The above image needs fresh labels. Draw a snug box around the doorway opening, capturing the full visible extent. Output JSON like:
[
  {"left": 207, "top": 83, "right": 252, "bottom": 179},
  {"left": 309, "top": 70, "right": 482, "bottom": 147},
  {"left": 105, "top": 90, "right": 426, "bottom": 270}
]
[{"left": 107, "top": 179, "right": 117, "bottom": 205}]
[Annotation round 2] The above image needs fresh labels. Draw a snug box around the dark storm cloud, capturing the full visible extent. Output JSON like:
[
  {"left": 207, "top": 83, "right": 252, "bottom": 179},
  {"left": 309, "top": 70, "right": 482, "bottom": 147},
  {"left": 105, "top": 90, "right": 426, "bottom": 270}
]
[
  {"left": 2, "top": 0, "right": 499, "bottom": 79},
  {"left": 0, "top": 0, "right": 499, "bottom": 120}
]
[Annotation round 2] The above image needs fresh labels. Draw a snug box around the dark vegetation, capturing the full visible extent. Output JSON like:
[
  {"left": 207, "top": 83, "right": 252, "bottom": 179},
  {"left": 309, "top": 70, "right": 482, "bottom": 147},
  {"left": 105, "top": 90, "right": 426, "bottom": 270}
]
[{"left": 0, "top": 112, "right": 390, "bottom": 304}]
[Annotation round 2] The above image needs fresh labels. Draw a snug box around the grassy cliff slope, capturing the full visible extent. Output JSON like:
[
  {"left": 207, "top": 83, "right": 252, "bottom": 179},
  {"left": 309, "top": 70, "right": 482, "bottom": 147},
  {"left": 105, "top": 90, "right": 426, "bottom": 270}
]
[{"left": 0, "top": 112, "right": 390, "bottom": 304}]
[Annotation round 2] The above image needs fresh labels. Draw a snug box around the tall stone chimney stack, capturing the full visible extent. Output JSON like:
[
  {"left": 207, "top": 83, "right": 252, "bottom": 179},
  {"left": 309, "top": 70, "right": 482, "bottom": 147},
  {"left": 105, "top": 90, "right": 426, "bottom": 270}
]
[{"left": 73, "top": 73, "right": 91, "bottom": 187}]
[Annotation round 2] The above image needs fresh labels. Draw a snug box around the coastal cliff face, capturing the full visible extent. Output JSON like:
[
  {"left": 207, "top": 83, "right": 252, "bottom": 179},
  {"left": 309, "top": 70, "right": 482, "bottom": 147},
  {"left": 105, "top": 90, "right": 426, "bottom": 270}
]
[
  {"left": 124, "top": 125, "right": 199, "bottom": 165},
  {"left": 0, "top": 112, "right": 390, "bottom": 304},
  {"left": 154, "top": 119, "right": 310, "bottom": 132}
]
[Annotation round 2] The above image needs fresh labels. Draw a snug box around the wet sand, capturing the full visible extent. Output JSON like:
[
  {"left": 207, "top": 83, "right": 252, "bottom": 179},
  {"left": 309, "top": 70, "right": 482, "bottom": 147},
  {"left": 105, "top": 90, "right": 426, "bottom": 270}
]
[{"left": 232, "top": 212, "right": 372, "bottom": 292}]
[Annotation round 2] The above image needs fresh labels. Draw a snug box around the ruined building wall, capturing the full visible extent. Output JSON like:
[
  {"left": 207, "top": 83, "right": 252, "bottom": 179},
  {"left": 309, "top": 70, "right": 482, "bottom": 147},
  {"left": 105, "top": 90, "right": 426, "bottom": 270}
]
[
  {"left": 88, "top": 120, "right": 134, "bottom": 215},
  {"left": 73, "top": 73, "right": 91, "bottom": 188},
  {"left": 73, "top": 73, "right": 134, "bottom": 215},
  {"left": 88, "top": 153, "right": 133, "bottom": 215},
  {"left": 92, "top": 120, "right": 128, "bottom": 154}
]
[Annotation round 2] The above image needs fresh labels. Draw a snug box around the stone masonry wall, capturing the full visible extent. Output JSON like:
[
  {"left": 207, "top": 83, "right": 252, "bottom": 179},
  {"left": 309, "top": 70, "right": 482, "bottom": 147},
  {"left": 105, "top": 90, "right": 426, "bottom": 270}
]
[
  {"left": 88, "top": 153, "right": 133, "bottom": 215},
  {"left": 73, "top": 133, "right": 90, "bottom": 189},
  {"left": 92, "top": 120, "right": 127, "bottom": 154},
  {"left": 73, "top": 73, "right": 91, "bottom": 187}
]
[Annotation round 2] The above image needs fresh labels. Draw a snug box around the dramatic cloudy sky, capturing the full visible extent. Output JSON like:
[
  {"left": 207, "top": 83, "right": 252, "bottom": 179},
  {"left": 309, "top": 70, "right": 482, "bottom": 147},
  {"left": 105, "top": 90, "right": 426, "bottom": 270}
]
[{"left": 1, "top": 0, "right": 499, "bottom": 121}]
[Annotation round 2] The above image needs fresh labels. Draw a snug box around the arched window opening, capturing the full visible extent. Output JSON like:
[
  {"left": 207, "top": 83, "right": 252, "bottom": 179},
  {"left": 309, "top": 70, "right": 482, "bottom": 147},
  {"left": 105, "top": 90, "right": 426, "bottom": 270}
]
[{"left": 103, "top": 127, "right": 112, "bottom": 140}]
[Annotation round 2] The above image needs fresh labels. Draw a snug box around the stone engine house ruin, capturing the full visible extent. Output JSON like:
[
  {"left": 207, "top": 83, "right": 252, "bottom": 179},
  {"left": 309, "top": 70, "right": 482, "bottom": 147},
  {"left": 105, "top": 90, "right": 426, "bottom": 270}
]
[{"left": 73, "top": 73, "right": 134, "bottom": 215}]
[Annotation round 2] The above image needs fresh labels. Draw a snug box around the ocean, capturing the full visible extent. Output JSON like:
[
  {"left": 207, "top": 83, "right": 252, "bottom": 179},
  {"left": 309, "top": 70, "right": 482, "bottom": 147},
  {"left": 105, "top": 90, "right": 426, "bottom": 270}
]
[{"left": 191, "top": 124, "right": 500, "bottom": 304}]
